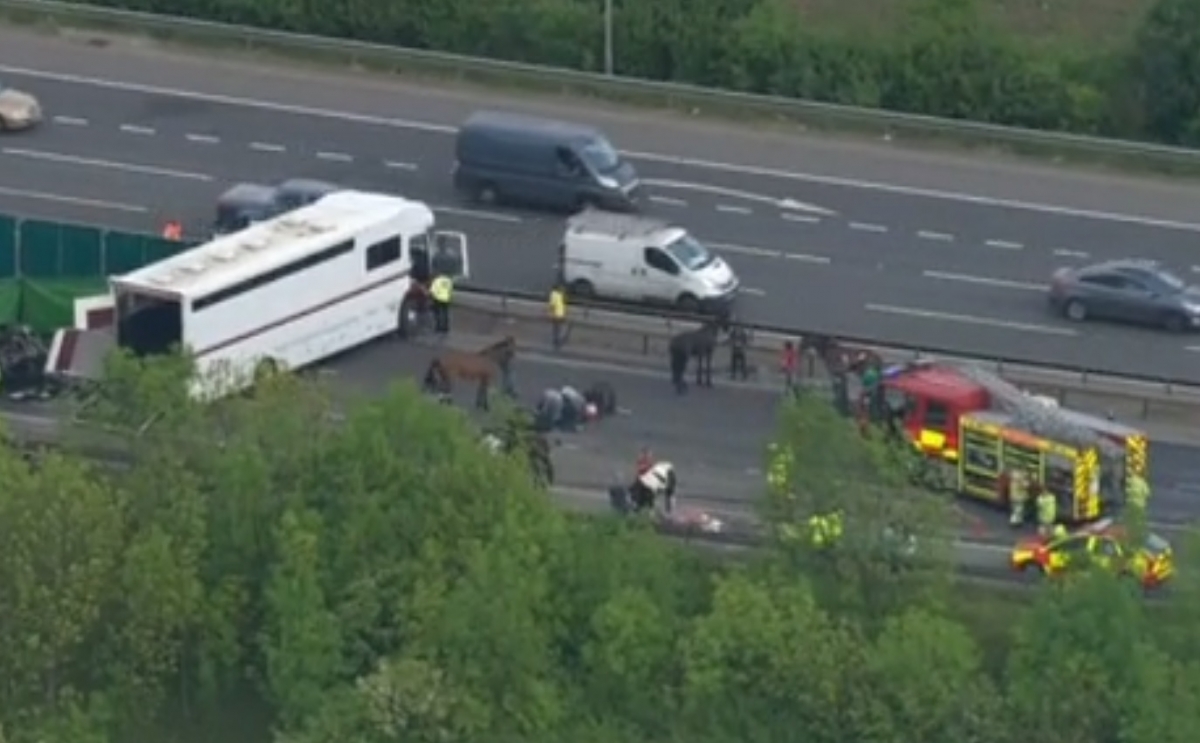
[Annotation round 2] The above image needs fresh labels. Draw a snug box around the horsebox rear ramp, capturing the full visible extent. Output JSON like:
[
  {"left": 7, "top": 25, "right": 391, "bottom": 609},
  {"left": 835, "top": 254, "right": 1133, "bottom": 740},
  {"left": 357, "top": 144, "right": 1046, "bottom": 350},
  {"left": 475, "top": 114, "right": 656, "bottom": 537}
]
[{"left": 44, "top": 328, "right": 114, "bottom": 384}]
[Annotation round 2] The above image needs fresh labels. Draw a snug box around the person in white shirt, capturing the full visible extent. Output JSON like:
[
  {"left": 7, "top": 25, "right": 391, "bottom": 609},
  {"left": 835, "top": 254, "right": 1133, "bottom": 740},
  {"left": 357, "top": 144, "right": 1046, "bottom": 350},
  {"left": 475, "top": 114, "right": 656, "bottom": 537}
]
[{"left": 630, "top": 461, "right": 677, "bottom": 513}]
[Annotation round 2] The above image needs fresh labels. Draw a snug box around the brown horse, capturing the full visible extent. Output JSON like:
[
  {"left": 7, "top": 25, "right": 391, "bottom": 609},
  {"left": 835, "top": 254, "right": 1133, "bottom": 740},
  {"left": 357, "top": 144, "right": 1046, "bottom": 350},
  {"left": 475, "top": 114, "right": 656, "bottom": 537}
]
[
  {"left": 799, "top": 334, "right": 883, "bottom": 378},
  {"left": 422, "top": 336, "right": 516, "bottom": 410}
]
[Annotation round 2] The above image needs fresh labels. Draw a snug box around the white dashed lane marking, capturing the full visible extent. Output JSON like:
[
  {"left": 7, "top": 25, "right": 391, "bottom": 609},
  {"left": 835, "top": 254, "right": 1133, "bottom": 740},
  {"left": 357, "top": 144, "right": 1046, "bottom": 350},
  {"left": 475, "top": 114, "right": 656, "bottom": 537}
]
[
  {"left": 49, "top": 115, "right": 1099, "bottom": 262},
  {"left": 648, "top": 195, "right": 688, "bottom": 207},
  {"left": 849, "top": 222, "right": 887, "bottom": 233},
  {"left": 923, "top": 270, "right": 1045, "bottom": 292}
]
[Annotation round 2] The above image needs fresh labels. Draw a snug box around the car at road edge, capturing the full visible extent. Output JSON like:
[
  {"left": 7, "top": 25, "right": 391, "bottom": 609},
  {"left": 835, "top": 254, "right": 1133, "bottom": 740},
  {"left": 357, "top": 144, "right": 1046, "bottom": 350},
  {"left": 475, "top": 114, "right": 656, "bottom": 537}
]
[
  {"left": 0, "top": 82, "right": 41, "bottom": 131},
  {"left": 1010, "top": 517, "right": 1173, "bottom": 588}
]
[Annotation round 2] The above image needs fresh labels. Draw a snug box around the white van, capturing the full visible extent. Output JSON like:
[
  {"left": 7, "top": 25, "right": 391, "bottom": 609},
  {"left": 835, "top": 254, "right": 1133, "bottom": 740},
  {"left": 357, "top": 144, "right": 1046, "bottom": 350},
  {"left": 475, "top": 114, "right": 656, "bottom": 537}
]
[{"left": 559, "top": 210, "right": 739, "bottom": 314}]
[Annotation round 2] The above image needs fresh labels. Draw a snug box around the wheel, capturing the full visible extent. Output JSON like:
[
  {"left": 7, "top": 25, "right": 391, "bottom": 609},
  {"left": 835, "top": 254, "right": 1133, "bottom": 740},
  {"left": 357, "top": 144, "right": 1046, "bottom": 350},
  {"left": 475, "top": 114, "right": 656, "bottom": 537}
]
[
  {"left": 1063, "top": 299, "right": 1088, "bottom": 322},
  {"left": 397, "top": 296, "right": 419, "bottom": 340},
  {"left": 476, "top": 182, "right": 499, "bottom": 205},
  {"left": 676, "top": 294, "right": 701, "bottom": 314},
  {"left": 1162, "top": 312, "right": 1188, "bottom": 333},
  {"left": 0, "top": 116, "right": 8, "bottom": 132},
  {"left": 568, "top": 279, "right": 595, "bottom": 298}
]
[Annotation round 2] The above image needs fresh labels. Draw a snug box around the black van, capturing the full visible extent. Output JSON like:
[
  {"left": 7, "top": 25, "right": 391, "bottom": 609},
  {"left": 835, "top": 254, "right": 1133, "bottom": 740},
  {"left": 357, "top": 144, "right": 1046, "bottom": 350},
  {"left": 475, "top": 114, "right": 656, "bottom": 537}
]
[{"left": 453, "top": 111, "right": 641, "bottom": 212}]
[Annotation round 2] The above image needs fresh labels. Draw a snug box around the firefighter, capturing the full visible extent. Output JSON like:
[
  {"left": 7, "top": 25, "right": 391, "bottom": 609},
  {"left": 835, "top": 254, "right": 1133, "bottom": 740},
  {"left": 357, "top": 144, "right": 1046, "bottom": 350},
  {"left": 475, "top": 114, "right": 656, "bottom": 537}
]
[
  {"left": 766, "top": 442, "right": 792, "bottom": 495},
  {"left": 429, "top": 273, "right": 453, "bottom": 334},
  {"left": 1126, "top": 472, "right": 1150, "bottom": 511},
  {"left": 548, "top": 283, "right": 567, "bottom": 350},
  {"left": 809, "top": 511, "right": 843, "bottom": 549},
  {"left": 1036, "top": 487, "right": 1057, "bottom": 537},
  {"left": 1008, "top": 467, "right": 1029, "bottom": 527}
]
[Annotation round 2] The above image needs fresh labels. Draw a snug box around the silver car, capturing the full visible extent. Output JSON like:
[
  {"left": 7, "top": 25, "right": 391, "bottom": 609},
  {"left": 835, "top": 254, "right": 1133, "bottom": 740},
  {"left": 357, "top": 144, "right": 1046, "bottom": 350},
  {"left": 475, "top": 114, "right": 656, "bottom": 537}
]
[
  {"left": 0, "top": 83, "right": 41, "bottom": 131},
  {"left": 1048, "top": 259, "right": 1200, "bottom": 332}
]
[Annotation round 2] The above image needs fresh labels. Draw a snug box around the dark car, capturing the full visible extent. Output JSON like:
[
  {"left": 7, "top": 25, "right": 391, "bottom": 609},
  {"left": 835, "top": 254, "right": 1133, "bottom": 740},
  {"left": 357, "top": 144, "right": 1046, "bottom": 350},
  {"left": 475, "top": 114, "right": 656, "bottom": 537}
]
[
  {"left": 1047, "top": 259, "right": 1200, "bottom": 332},
  {"left": 213, "top": 178, "right": 342, "bottom": 235},
  {"left": 453, "top": 110, "right": 641, "bottom": 212}
]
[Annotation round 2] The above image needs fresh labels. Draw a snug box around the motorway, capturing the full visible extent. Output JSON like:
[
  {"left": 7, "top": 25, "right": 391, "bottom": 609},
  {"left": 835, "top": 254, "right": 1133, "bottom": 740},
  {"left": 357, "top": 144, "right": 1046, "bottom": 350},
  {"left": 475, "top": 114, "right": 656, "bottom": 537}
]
[
  {"left": 4, "top": 30, "right": 1200, "bottom": 379},
  {"left": 12, "top": 328, "right": 1200, "bottom": 573}
]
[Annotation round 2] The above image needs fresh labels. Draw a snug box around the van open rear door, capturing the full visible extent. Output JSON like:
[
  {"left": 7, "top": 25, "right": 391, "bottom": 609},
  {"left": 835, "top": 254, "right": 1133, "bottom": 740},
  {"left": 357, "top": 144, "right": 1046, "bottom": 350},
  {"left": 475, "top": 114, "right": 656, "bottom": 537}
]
[{"left": 432, "top": 231, "right": 470, "bottom": 281}]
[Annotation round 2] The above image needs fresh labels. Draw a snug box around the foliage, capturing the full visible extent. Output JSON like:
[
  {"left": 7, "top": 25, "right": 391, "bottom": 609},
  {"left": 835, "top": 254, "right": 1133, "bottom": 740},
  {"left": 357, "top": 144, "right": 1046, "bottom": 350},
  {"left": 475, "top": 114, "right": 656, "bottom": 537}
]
[
  {"left": 0, "top": 351, "right": 1197, "bottom": 743},
  {"left": 71, "top": 0, "right": 1200, "bottom": 146}
]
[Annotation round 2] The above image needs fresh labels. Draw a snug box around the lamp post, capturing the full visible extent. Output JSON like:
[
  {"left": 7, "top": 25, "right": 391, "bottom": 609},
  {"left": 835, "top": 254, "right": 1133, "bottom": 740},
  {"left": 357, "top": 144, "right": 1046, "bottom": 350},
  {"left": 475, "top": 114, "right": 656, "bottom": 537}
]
[{"left": 604, "top": 0, "right": 614, "bottom": 75}]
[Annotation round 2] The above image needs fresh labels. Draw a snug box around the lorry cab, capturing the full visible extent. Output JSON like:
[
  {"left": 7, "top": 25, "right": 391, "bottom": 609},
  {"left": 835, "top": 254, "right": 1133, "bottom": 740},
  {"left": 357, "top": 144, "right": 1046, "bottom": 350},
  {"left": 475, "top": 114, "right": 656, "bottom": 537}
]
[
  {"left": 881, "top": 363, "right": 990, "bottom": 461},
  {"left": 560, "top": 209, "right": 738, "bottom": 314}
]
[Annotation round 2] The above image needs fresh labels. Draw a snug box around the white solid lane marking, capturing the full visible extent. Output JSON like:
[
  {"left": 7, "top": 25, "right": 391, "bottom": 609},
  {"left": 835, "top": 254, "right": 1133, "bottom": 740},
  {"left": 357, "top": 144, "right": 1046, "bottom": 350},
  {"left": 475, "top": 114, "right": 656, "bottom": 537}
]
[
  {"left": 317, "top": 151, "right": 353, "bottom": 162},
  {"left": 706, "top": 241, "right": 778, "bottom": 258},
  {"left": 433, "top": 205, "right": 522, "bottom": 223},
  {"left": 781, "top": 213, "right": 819, "bottom": 224},
  {"left": 865, "top": 303, "right": 1076, "bottom": 336},
  {"left": 624, "top": 149, "right": 1200, "bottom": 233},
  {"left": 922, "top": 270, "right": 1046, "bottom": 291},
  {"left": 984, "top": 239, "right": 1024, "bottom": 250},
  {"left": 648, "top": 195, "right": 687, "bottom": 207},
  {"left": 716, "top": 204, "right": 751, "bottom": 215},
  {"left": 784, "top": 253, "right": 832, "bottom": 264},
  {"left": 1, "top": 147, "right": 212, "bottom": 181},
  {"left": 849, "top": 222, "right": 887, "bottom": 233},
  {"left": 1053, "top": 248, "right": 1090, "bottom": 258},
  {"left": 0, "top": 185, "right": 146, "bottom": 213},
  {"left": 384, "top": 160, "right": 417, "bottom": 170},
  {"left": 52, "top": 115, "right": 87, "bottom": 126},
  {"left": 640, "top": 177, "right": 836, "bottom": 215},
  {"left": 6, "top": 64, "right": 1200, "bottom": 234},
  {"left": 186, "top": 133, "right": 220, "bottom": 144},
  {"left": 250, "top": 141, "right": 285, "bottom": 152},
  {"left": 119, "top": 124, "right": 155, "bottom": 135},
  {"left": 0, "top": 65, "right": 460, "bottom": 134},
  {"left": 917, "top": 230, "right": 954, "bottom": 241}
]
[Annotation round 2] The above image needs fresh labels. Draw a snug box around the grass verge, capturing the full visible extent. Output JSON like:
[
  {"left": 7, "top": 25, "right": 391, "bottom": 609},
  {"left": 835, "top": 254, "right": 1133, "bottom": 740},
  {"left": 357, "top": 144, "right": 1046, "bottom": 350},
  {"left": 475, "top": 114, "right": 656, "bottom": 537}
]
[{"left": 1, "top": 4, "right": 1199, "bottom": 178}]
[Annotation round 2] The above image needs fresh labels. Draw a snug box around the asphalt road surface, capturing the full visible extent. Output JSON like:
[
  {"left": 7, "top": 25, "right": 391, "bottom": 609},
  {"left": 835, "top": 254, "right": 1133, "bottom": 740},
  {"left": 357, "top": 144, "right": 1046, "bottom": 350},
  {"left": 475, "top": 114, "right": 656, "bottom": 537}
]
[
  {"left": 4, "top": 30, "right": 1200, "bottom": 380},
  {"left": 2, "top": 330, "right": 1197, "bottom": 574}
]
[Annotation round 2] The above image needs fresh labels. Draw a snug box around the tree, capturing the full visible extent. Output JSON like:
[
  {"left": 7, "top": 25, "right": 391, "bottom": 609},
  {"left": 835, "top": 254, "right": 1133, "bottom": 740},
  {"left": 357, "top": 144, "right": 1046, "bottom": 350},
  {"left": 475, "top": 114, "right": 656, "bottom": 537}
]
[
  {"left": 1004, "top": 570, "right": 1147, "bottom": 743},
  {"left": 262, "top": 508, "right": 342, "bottom": 729},
  {"left": 760, "top": 393, "right": 956, "bottom": 620},
  {"left": 1133, "top": 0, "right": 1200, "bottom": 144}
]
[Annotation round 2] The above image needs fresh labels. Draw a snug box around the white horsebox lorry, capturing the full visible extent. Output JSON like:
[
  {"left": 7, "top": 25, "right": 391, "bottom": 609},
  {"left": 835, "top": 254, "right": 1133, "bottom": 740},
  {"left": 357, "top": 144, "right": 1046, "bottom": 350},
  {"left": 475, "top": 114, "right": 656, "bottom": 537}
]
[{"left": 47, "top": 190, "right": 469, "bottom": 399}]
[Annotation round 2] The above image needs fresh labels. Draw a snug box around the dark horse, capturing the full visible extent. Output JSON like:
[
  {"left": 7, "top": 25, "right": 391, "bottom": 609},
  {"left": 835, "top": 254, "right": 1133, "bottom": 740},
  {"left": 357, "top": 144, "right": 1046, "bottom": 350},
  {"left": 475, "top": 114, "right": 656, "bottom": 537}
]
[
  {"left": 422, "top": 336, "right": 517, "bottom": 410},
  {"left": 668, "top": 320, "right": 722, "bottom": 392}
]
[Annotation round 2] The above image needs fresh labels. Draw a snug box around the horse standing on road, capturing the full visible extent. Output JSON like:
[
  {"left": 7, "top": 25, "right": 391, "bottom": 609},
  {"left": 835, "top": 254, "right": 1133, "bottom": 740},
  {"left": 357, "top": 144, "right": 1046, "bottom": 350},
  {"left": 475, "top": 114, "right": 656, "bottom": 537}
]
[
  {"left": 422, "top": 336, "right": 517, "bottom": 410},
  {"left": 668, "top": 321, "right": 722, "bottom": 392}
]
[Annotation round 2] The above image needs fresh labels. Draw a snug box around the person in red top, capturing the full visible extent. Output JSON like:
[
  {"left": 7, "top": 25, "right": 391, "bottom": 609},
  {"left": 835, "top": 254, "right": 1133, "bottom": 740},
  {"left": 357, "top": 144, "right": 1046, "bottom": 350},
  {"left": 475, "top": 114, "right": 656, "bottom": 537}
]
[
  {"left": 780, "top": 341, "right": 798, "bottom": 394},
  {"left": 636, "top": 448, "right": 653, "bottom": 477},
  {"left": 161, "top": 220, "right": 183, "bottom": 241}
]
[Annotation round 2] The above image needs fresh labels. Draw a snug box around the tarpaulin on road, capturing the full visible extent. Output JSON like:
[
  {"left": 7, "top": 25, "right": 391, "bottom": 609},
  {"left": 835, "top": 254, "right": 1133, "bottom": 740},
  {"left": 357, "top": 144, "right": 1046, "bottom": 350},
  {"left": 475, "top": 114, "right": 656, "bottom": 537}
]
[{"left": 19, "top": 277, "right": 107, "bottom": 335}]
